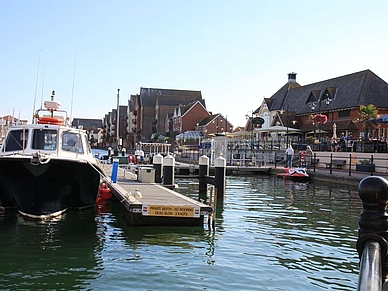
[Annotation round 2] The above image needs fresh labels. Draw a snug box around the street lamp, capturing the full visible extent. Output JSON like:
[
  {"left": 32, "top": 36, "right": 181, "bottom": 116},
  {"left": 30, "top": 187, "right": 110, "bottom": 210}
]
[
  {"left": 280, "top": 105, "right": 290, "bottom": 147},
  {"left": 280, "top": 105, "right": 297, "bottom": 148},
  {"left": 245, "top": 111, "right": 262, "bottom": 149},
  {"left": 245, "top": 111, "right": 254, "bottom": 149},
  {"left": 310, "top": 93, "right": 332, "bottom": 146}
]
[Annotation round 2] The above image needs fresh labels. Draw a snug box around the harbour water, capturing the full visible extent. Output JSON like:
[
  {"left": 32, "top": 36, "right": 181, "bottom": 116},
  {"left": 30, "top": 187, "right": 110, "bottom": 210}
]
[{"left": 0, "top": 175, "right": 362, "bottom": 290}]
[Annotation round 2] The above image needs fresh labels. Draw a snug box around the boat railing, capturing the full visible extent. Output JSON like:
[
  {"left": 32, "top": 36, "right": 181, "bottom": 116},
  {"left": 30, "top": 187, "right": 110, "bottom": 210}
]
[{"left": 34, "top": 108, "right": 69, "bottom": 124}]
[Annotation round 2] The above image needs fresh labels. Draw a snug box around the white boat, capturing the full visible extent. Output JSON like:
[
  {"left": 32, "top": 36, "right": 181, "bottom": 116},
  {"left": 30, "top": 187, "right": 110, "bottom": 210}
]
[{"left": 0, "top": 90, "right": 105, "bottom": 219}]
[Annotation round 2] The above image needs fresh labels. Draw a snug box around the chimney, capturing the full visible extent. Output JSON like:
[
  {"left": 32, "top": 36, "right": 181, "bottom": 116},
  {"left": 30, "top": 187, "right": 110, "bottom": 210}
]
[{"left": 288, "top": 72, "right": 297, "bottom": 83}]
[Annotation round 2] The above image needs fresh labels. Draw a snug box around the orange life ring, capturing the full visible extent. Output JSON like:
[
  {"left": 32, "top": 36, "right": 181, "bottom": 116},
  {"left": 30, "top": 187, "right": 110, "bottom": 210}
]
[{"left": 38, "top": 117, "right": 64, "bottom": 125}]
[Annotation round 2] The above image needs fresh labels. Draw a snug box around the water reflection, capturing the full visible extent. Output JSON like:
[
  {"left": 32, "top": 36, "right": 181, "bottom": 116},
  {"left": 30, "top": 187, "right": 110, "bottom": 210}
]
[
  {"left": 0, "top": 209, "right": 101, "bottom": 290},
  {"left": 175, "top": 176, "right": 362, "bottom": 290},
  {"left": 105, "top": 201, "right": 216, "bottom": 262},
  {"left": 0, "top": 176, "right": 363, "bottom": 290}
]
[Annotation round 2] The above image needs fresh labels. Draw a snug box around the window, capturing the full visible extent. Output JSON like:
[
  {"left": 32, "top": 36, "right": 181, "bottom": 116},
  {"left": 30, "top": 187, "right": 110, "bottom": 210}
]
[
  {"left": 32, "top": 129, "right": 57, "bottom": 150},
  {"left": 338, "top": 110, "right": 350, "bottom": 118},
  {"left": 62, "top": 132, "right": 84, "bottom": 154},
  {"left": 306, "top": 90, "right": 321, "bottom": 104},
  {"left": 4, "top": 129, "right": 29, "bottom": 151},
  {"left": 323, "top": 87, "right": 337, "bottom": 100}
]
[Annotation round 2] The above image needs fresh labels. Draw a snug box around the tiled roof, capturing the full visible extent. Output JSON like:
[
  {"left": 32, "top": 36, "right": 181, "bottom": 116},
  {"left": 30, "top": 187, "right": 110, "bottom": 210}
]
[
  {"left": 140, "top": 87, "right": 202, "bottom": 107},
  {"left": 268, "top": 82, "right": 301, "bottom": 111},
  {"left": 1, "top": 115, "right": 18, "bottom": 122},
  {"left": 199, "top": 114, "right": 218, "bottom": 126},
  {"left": 270, "top": 69, "right": 388, "bottom": 115},
  {"left": 177, "top": 100, "right": 206, "bottom": 116}
]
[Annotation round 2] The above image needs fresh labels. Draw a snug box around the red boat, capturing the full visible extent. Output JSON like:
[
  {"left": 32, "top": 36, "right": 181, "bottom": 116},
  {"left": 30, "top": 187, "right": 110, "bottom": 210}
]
[{"left": 277, "top": 167, "right": 310, "bottom": 182}]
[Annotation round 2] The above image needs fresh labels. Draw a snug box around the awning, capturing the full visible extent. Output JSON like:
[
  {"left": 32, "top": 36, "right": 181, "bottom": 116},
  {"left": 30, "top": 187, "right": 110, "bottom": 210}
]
[{"left": 377, "top": 115, "right": 388, "bottom": 124}]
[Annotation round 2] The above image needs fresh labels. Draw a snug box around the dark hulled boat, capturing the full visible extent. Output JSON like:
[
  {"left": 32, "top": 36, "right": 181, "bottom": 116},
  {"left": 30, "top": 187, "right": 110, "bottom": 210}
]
[{"left": 0, "top": 91, "right": 105, "bottom": 218}]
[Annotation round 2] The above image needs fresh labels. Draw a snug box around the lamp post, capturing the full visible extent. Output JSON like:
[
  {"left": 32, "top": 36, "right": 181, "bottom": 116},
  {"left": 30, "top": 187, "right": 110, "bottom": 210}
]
[
  {"left": 280, "top": 105, "right": 298, "bottom": 148},
  {"left": 245, "top": 111, "right": 254, "bottom": 149},
  {"left": 246, "top": 111, "right": 263, "bottom": 150},
  {"left": 310, "top": 93, "right": 332, "bottom": 147},
  {"left": 116, "top": 88, "right": 120, "bottom": 150},
  {"left": 280, "top": 105, "right": 290, "bottom": 147}
]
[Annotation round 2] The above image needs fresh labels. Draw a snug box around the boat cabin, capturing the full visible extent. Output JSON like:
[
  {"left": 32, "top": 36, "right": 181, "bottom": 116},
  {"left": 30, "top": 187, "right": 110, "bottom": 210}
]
[{"left": 1, "top": 125, "right": 92, "bottom": 157}]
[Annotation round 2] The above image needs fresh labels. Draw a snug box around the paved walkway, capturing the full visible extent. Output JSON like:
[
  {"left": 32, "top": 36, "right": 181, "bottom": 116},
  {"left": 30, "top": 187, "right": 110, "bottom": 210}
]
[
  {"left": 273, "top": 151, "right": 388, "bottom": 187},
  {"left": 306, "top": 167, "right": 388, "bottom": 187}
]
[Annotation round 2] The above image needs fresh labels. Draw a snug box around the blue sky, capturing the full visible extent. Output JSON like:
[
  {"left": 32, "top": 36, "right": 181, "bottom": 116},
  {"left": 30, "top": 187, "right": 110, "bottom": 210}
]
[{"left": 1, "top": 0, "right": 387, "bottom": 128}]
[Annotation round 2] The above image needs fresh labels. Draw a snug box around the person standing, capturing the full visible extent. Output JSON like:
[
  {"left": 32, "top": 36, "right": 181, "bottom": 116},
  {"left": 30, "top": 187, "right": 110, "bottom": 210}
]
[
  {"left": 286, "top": 144, "right": 294, "bottom": 168},
  {"left": 306, "top": 145, "right": 313, "bottom": 169}
]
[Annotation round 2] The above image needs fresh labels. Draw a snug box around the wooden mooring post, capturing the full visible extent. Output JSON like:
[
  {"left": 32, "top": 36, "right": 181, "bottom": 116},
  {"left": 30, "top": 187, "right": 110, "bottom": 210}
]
[{"left": 357, "top": 176, "right": 388, "bottom": 290}]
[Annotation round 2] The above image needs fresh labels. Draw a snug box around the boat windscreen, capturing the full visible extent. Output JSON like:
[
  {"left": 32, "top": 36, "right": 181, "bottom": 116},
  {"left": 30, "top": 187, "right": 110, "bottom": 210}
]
[
  {"left": 32, "top": 129, "right": 57, "bottom": 150},
  {"left": 62, "top": 131, "right": 84, "bottom": 154},
  {"left": 4, "top": 129, "right": 29, "bottom": 151}
]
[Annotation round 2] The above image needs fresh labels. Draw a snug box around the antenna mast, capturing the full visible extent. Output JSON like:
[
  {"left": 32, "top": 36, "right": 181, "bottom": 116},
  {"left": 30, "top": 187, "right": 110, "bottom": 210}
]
[
  {"left": 70, "top": 51, "right": 77, "bottom": 122},
  {"left": 40, "top": 62, "right": 45, "bottom": 110},
  {"left": 32, "top": 50, "right": 41, "bottom": 123},
  {"left": 116, "top": 88, "right": 120, "bottom": 149}
]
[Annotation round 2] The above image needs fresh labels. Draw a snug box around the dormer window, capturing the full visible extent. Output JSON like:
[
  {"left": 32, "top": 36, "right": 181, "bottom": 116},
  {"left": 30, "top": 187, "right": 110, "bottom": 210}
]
[
  {"left": 306, "top": 90, "right": 321, "bottom": 104},
  {"left": 306, "top": 87, "right": 337, "bottom": 105},
  {"left": 323, "top": 87, "right": 337, "bottom": 100}
]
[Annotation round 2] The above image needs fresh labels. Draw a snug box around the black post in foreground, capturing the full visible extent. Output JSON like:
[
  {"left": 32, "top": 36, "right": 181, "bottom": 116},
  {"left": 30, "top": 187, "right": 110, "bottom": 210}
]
[
  {"left": 214, "top": 155, "right": 226, "bottom": 198},
  {"left": 153, "top": 153, "right": 163, "bottom": 183},
  {"left": 163, "top": 154, "right": 175, "bottom": 188},
  {"left": 357, "top": 176, "right": 388, "bottom": 291}
]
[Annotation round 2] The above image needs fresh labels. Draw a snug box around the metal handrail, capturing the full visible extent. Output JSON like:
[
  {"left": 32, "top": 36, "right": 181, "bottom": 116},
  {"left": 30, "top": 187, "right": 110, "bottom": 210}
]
[
  {"left": 357, "top": 176, "right": 388, "bottom": 290},
  {"left": 357, "top": 241, "right": 383, "bottom": 291}
]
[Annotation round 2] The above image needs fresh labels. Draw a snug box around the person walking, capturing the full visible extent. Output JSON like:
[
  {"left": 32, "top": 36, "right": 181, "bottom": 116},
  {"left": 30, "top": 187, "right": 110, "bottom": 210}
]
[
  {"left": 286, "top": 144, "right": 294, "bottom": 168},
  {"left": 306, "top": 145, "right": 313, "bottom": 169}
]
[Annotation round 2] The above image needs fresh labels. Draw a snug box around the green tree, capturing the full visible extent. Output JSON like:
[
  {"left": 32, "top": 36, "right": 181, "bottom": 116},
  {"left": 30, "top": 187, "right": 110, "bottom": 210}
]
[{"left": 358, "top": 104, "right": 378, "bottom": 140}]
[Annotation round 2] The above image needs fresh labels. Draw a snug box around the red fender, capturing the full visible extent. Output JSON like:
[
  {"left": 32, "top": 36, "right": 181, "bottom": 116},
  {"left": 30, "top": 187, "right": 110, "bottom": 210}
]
[{"left": 99, "top": 182, "right": 112, "bottom": 200}]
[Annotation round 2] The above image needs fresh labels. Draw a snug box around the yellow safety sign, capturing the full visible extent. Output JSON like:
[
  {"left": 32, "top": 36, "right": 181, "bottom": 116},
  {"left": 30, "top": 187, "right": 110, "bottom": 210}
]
[{"left": 142, "top": 205, "right": 200, "bottom": 218}]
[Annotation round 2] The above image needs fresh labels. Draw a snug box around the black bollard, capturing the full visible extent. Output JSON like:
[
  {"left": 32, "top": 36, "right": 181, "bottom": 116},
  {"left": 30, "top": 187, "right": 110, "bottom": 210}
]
[
  {"left": 163, "top": 154, "right": 175, "bottom": 187},
  {"left": 153, "top": 153, "right": 163, "bottom": 183},
  {"left": 214, "top": 155, "right": 226, "bottom": 198},
  {"left": 357, "top": 176, "right": 388, "bottom": 289},
  {"left": 199, "top": 155, "right": 209, "bottom": 195}
]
